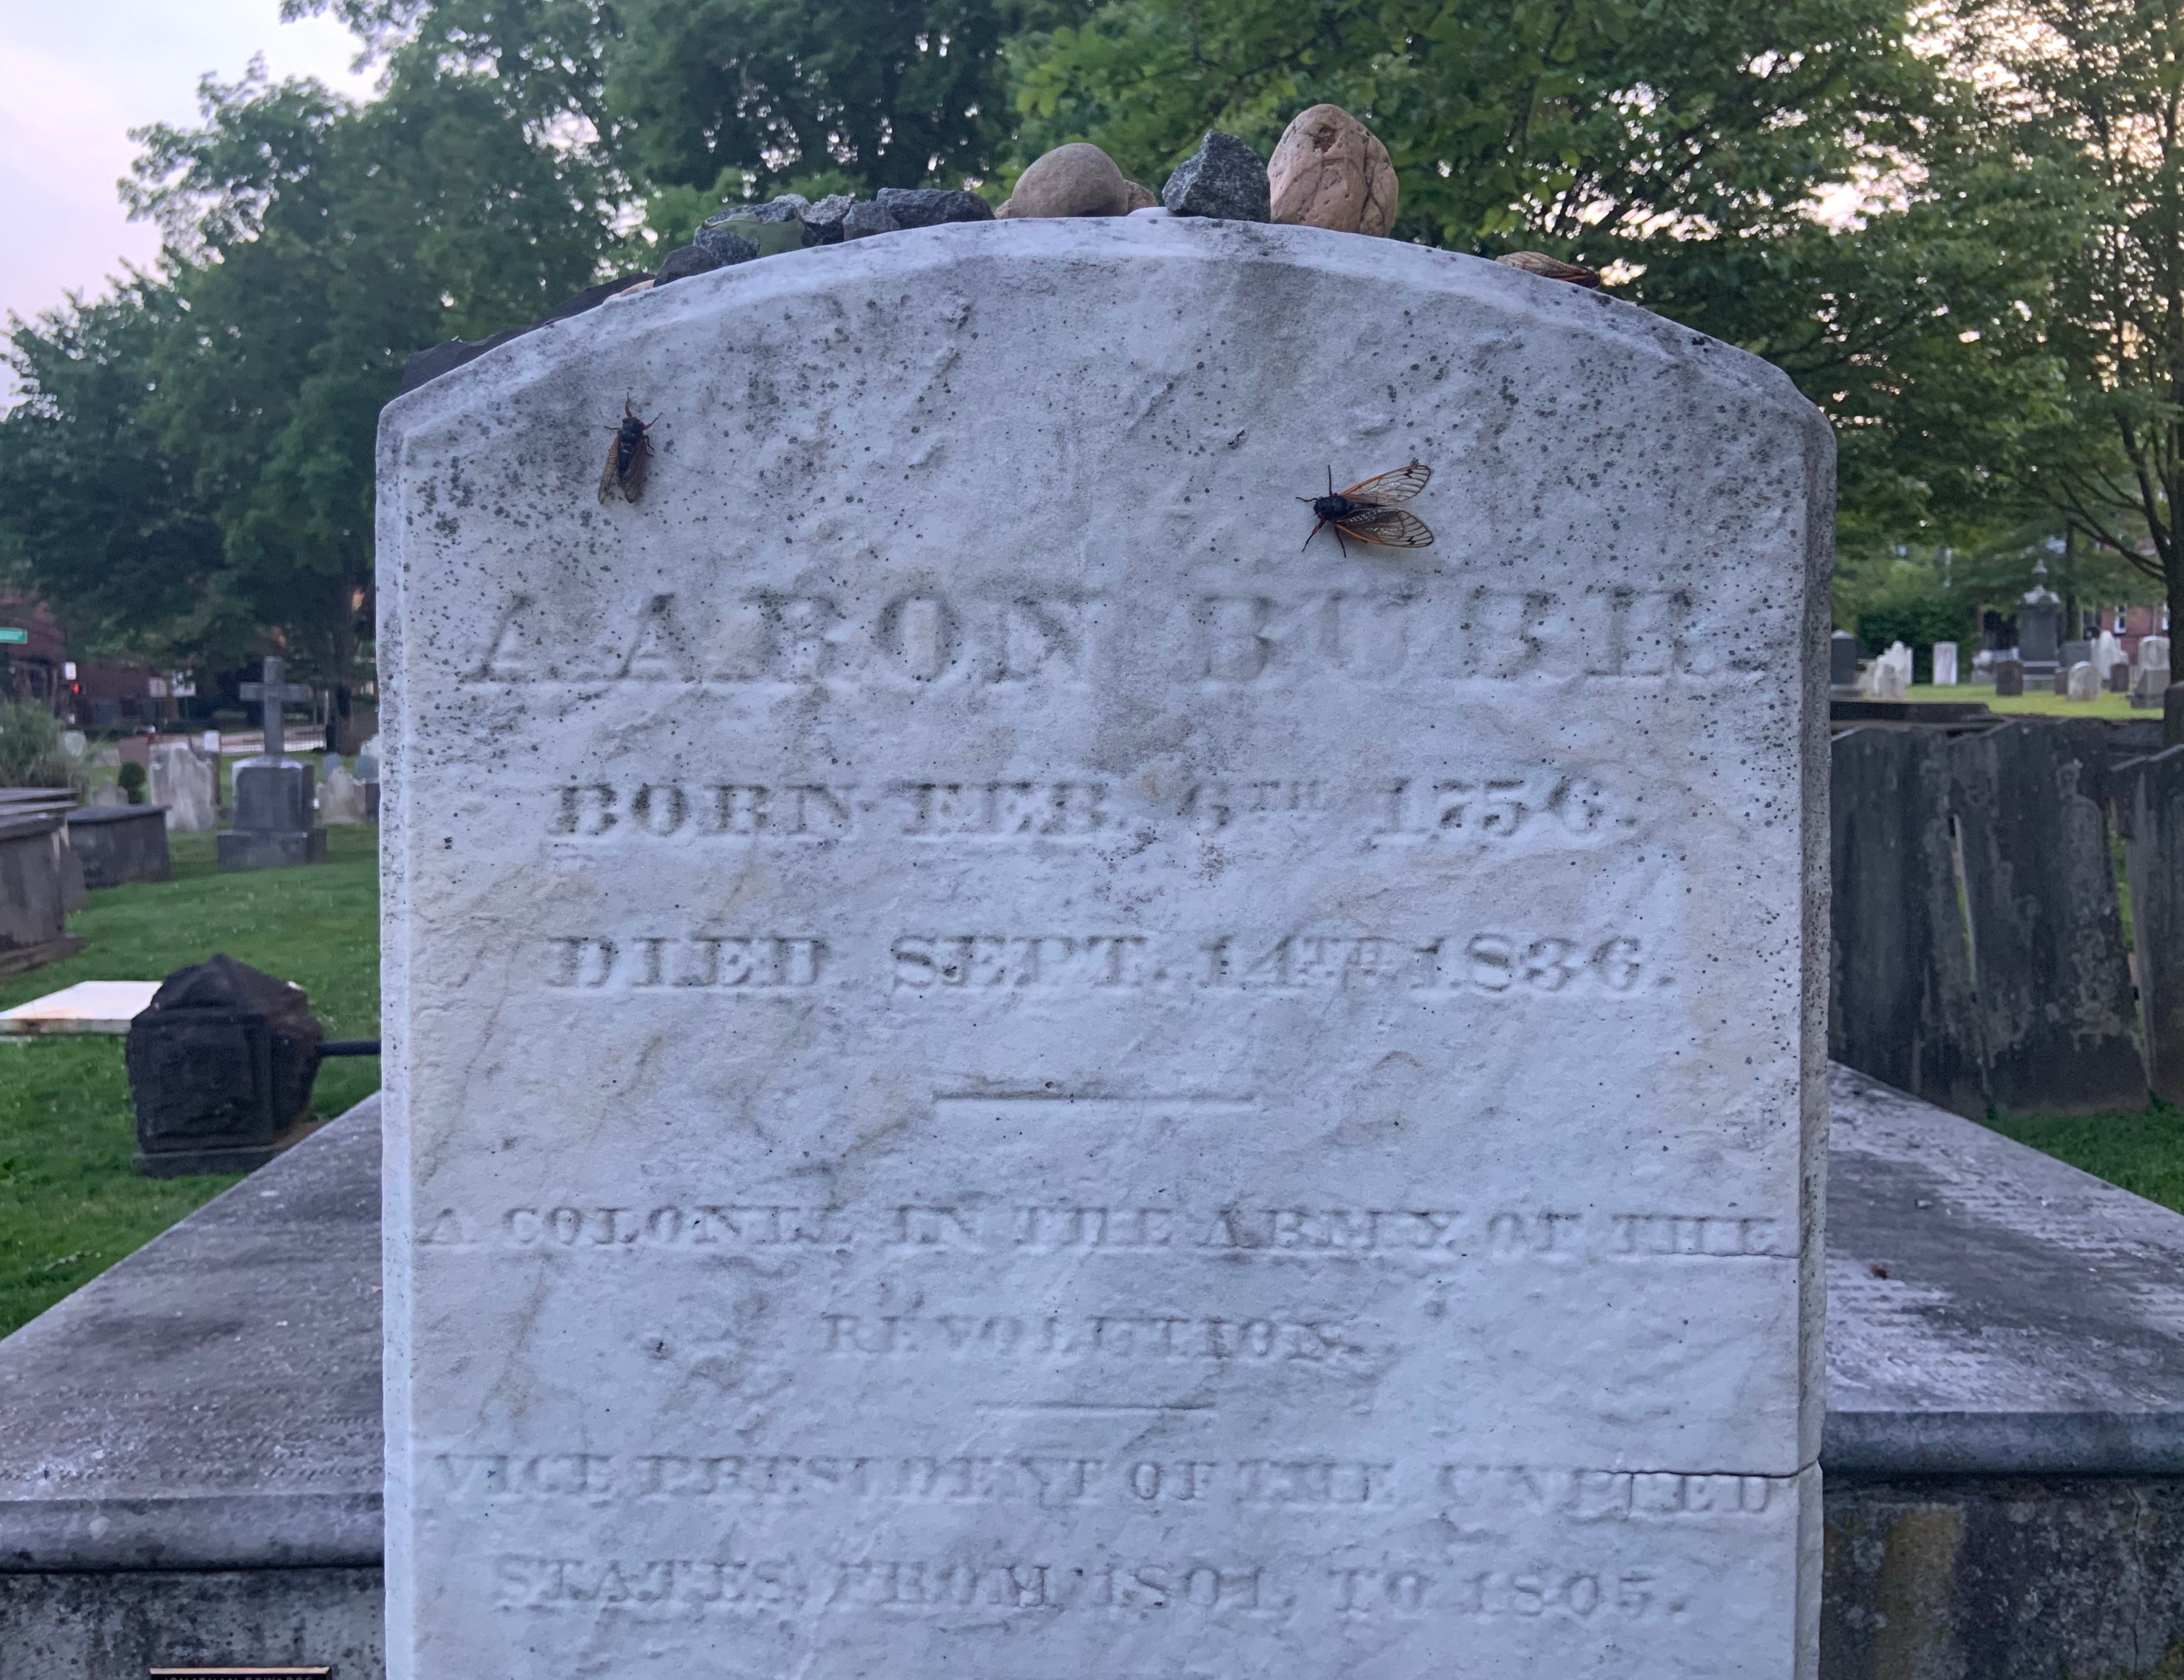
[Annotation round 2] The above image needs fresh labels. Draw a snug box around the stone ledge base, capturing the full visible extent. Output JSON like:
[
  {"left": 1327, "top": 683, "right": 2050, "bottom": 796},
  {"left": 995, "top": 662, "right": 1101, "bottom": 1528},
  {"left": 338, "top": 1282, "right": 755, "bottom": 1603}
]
[
  {"left": 0, "top": 1566, "right": 382, "bottom": 1679},
  {"left": 0, "top": 935, "right": 87, "bottom": 979},
  {"left": 216, "top": 829, "right": 328, "bottom": 872},
  {"left": 134, "top": 1116, "right": 328, "bottom": 1180}
]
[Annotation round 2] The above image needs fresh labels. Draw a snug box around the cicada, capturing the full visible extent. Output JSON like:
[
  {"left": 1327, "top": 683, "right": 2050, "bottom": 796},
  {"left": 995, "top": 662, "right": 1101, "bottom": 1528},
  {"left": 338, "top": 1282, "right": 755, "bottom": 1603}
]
[
  {"left": 598, "top": 399, "right": 656, "bottom": 504},
  {"left": 1301, "top": 462, "right": 1434, "bottom": 555}
]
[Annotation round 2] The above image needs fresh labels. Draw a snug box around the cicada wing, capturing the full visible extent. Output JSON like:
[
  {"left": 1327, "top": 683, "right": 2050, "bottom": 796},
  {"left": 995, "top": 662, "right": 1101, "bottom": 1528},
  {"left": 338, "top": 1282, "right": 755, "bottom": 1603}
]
[
  {"left": 618, "top": 435, "right": 649, "bottom": 503},
  {"left": 1337, "top": 508, "right": 1435, "bottom": 548},
  {"left": 598, "top": 438, "right": 622, "bottom": 505},
  {"left": 1341, "top": 461, "right": 1432, "bottom": 505}
]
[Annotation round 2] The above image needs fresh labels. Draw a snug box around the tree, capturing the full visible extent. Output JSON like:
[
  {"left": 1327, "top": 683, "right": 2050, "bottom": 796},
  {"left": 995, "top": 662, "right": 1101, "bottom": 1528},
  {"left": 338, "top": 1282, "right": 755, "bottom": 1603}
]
[
  {"left": 0, "top": 278, "right": 242, "bottom": 669},
  {"left": 1949, "top": 0, "right": 2184, "bottom": 654},
  {"left": 121, "top": 62, "right": 617, "bottom": 695}
]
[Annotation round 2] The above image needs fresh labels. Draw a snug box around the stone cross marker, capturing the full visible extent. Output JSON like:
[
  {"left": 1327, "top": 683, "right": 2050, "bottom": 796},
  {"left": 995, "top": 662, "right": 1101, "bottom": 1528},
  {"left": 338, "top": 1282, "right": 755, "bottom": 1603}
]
[
  {"left": 379, "top": 221, "right": 1830, "bottom": 1678},
  {"left": 238, "top": 656, "right": 312, "bottom": 762}
]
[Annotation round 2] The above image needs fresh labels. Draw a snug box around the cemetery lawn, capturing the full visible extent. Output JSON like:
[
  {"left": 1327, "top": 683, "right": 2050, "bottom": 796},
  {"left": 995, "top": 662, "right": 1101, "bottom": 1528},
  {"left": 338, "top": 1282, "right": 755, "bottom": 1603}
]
[
  {"left": 0, "top": 827, "right": 378, "bottom": 1338},
  {"left": 1902, "top": 683, "right": 2148, "bottom": 719},
  {"left": 1988, "top": 1102, "right": 2184, "bottom": 1213}
]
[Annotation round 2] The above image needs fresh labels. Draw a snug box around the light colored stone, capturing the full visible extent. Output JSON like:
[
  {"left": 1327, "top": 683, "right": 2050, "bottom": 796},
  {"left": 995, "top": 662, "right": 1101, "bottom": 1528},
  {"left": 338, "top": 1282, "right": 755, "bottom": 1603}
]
[
  {"left": 0, "top": 979, "right": 161, "bottom": 1037},
  {"left": 1267, "top": 104, "right": 1398, "bottom": 236},
  {"left": 150, "top": 741, "right": 216, "bottom": 832},
  {"left": 317, "top": 763, "right": 368, "bottom": 824},
  {"left": 378, "top": 218, "right": 1829, "bottom": 1679},
  {"left": 1873, "top": 660, "right": 1907, "bottom": 701},
  {"left": 1003, "top": 143, "right": 1132, "bottom": 218},
  {"left": 1932, "top": 641, "right": 1957, "bottom": 686},
  {"left": 1122, "top": 177, "right": 1156, "bottom": 212},
  {"left": 2068, "top": 660, "right": 2100, "bottom": 701}
]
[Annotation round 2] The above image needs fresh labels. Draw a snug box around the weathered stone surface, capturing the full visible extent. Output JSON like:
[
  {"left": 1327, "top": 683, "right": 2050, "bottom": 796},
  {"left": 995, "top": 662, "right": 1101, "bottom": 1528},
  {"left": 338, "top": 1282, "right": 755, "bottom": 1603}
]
[
  {"left": 1994, "top": 657, "right": 2025, "bottom": 696},
  {"left": 1267, "top": 104, "right": 1398, "bottom": 236},
  {"left": 1931, "top": 640, "right": 1957, "bottom": 686},
  {"left": 656, "top": 227, "right": 759, "bottom": 286},
  {"left": 1122, "top": 177, "right": 1157, "bottom": 211},
  {"left": 1161, "top": 131, "right": 1270, "bottom": 220},
  {"left": 1497, "top": 251, "right": 1602, "bottom": 287},
  {"left": 2119, "top": 745, "right": 2184, "bottom": 1105},
  {"left": 842, "top": 198, "right": 900, "bottom": 239},
  {"left": 376, "top": 218, "right": 1830, "bottom": 1678},
  {"left": 1948, "top": 722, "right": 2144, "bottom": 1114},
  {"left": 125, "top": 953, "right": 325, "bottom": 1175},
  {"left": 801, "top": 193, "right": 856, "bottom": 243},
  {"left": 1004, "top": 143, "right": 1132, "bottom": 218},
  {"left": 1829, "top": 729, "right": 1986, "bottom": 1120},
  {"left": 319, "top": 763, "right": 368, "bottom": 824},
  {"left": 876, "top": 186, "right": 994, "bottom": 228},
  {"left": 2066, "top": 659, "right": 2100, "bottom": 701},
  {"left": 149, "top": 740, "right": 215, "bottom": 831},
  {"left": 65, "top": 804, "right": 171, "bottom": 889},
  {"left": 1829, "top": 629, "right": 1860, "bottom": 689},
  {"left": 0, "top": 809, "right": 84, "bottom": 976}
]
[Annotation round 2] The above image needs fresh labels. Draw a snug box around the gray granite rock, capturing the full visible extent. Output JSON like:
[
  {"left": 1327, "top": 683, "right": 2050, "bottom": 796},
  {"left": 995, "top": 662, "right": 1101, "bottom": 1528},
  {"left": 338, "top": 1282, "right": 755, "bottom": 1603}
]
[
  {"left": 874, "top": 185, "right": 994, "bottom": 227},
  {"left": 841, "top": 198, "right": 900, "bottom": 239},
  {"left": 801, "top": 193, "right": 856, "bottom": 243},
  {"left": 1161, "top": 130, "right": 1271, "bottom": 220}
]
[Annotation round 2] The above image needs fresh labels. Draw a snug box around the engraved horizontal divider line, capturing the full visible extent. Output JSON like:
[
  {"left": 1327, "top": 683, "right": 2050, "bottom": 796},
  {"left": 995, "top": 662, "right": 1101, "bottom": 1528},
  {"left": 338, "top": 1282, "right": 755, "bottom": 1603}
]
[{"left": 462, "top": 584, "right": 1763, "bottom": 687}]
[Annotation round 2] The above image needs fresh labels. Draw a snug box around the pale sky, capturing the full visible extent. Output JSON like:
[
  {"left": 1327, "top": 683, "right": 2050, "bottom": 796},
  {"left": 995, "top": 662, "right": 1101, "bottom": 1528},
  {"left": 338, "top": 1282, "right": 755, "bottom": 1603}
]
[{"left": 1, "top": 0, "right": 373, "bottom": 353}]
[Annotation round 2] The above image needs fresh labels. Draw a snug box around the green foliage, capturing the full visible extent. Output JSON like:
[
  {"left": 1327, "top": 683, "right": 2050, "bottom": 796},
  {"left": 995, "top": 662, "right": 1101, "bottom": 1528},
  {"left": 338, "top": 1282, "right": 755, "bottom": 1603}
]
[
  {"left": 116, "top": 761, "right": 149, "bottom": 804},
  {"left": 1850, "top": 564, "right": 1975, "bottom": 681},
  {"left": 0, "top": 702, "right": 80, "bottom": 791},
  {"left": 0, "top": 280, "right": 244, "bottom": 668},
  {"left": 1989, "top": 1102, "right": 2184, "bottom": 1218},
  {"left": 0, "top": 826, "right": 379, "bottom": 1337},
  {"left": 636, "top": 164, "right": 748, "bottom": 255}
]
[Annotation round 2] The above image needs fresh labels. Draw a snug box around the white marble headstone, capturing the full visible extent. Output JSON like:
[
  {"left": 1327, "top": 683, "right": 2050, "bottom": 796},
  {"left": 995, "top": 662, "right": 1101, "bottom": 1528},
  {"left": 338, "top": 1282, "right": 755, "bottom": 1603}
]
[
  {"left": 1931, "top": 641, "right": 1957, "bottom": 686},
  {"left": 378, "top": 220, "right": 1831, "bottom": 1680},
  {"left": 149, "top": 742, "right": 216, "bottom": 832}
]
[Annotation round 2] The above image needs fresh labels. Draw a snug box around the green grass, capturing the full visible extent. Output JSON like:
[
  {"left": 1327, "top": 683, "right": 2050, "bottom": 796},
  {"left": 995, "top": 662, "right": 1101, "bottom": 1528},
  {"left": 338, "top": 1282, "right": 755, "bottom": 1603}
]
[
  {"left": 1988, "top": 1102, "right": 2184, "bottom": 1213},
  {"left": 1901, "top": 681, "right": 2156, "bottom": 719},
  {"left": 0, "top": 827, "right": 378, "bottom": 1337}
]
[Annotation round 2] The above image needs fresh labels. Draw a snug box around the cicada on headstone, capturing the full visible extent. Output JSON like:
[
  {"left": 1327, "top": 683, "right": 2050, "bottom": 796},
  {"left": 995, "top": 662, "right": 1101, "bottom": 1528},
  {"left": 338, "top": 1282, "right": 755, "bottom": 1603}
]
[
  {"left": 1300, "top": 462, "right": 1434, "bottom": 556},
  {"left": 598, "top": 400, "right": 656, "bottom": 505}
]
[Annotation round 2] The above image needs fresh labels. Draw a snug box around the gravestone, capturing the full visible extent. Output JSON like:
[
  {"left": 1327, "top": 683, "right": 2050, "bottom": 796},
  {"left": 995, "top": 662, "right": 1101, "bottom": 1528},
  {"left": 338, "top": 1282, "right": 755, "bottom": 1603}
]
[
  {"left": 0, "top": 806, "right": 85, "bottom": 976},
  {"left": 219, "top": 657, "right": 327, "bottom": 870},
  {"left": 1931, "top": 641, "right": 1958, "bottom": 686},
  {"left": 2118, "top": 746, "right": 2184, "bottom": 1106},
  {"left": 2110, "top": 661, "right": 2132, "bottom": 693},
  {"left": 2096, "top": 629, "right": 2125, "bottom": 687},
  {"left": 1830, "top": 629, "right": 1860, "bottom": 692},
  {"left": 318, "top": 763, "right": 369, "bottom": 825},
  {"left": 2066, "top": 660, "right": 2100, "bottom": 702},
  {"left": 1996, "top": 658, "right": 2025, "bottom": 697},
  {"left": 125, "top": 952, "right": 325, "bottom": 1176},
  {"left": 2059, "top": 637, "right": 2092, "bottom": 677},
  {"left": 150, "top": 740, "right": 217, "bottom": 831},
  {"left": 2018, "top": 563, "right": 2062, "bottom": 683},
  {"left": 379, "top": 220, "right": 1830, "bottom": 1678},
  {"left": 66, "top": 804, "right": 172, "bottom": 887},
  {"left": 1873, "top": 660, "right": 1906, "bottom": 701},
  {"left": 2132, "top": 635, "right": 2171, "bottom": 709}
]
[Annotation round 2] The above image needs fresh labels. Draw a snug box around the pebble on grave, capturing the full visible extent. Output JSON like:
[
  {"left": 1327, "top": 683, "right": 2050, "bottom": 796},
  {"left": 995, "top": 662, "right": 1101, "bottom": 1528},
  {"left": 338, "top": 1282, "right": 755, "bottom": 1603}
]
[
  {"left": 125, "top": 953, "right": 325, "bottom": 1178},
  {"left": 1267, "top": 104, "right": 1399, "bottom": 236},
  {"left": 379, "top": 217, "right": 1829, "bottom": 1675},
  {"left": 1001, "top": 143, "right": 1134, "bottom": 218},
  {"left": 1161, "top": 131, "right": 1271, "bottom": 220}
]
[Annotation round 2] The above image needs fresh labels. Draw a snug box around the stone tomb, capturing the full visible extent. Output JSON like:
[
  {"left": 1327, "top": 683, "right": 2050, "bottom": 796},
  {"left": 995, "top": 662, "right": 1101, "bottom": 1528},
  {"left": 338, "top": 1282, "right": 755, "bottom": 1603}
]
[{"left": 379, "top": 220, "right": 1831, "bottom": 1678}]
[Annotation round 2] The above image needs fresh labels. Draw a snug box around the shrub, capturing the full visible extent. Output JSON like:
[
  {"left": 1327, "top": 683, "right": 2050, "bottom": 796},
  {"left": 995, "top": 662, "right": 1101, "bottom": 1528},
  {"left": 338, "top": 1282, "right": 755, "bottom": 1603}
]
[
  {"left": 0, "top": 702, "right": 80, "bottom": 791},
  {"left": 1856, "top": 575, "right": 1975, "bottom": 685},
  {"left": 117, "top": 760, "right": 149, "bottom": 804}
]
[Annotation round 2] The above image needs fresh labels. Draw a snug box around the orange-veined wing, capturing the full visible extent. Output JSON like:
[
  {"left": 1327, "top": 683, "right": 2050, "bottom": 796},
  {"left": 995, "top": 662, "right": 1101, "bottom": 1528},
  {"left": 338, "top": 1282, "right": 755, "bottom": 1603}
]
[
  {"left": 1336, "top": 507, "right": 1435, "bottom": 548},
  {"left": 1342, "top": 461, "right": 1431, "bottom": 505}
]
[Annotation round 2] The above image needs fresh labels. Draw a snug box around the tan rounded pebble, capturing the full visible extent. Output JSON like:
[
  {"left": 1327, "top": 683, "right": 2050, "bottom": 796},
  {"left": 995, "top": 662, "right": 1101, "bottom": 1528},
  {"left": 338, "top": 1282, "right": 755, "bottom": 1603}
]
[
  {"left": 1007, "top": 142, "right": 1132, "bottom": 218},
  {"left": 1267, "top": 104, "right": 1398, "bottom": 236},
  {"left": 1496, "top": 251, "right": 1602, "bottom": 287},
  {"left": 1122, "top": 177, "right": 1156, "bottom": 212}
]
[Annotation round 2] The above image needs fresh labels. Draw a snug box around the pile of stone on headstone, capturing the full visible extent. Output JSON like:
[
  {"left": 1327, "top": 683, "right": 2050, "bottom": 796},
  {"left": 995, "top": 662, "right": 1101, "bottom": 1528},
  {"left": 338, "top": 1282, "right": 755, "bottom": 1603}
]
[{"left": 639, "top": 106, "right": 1600, "bottom": 293}]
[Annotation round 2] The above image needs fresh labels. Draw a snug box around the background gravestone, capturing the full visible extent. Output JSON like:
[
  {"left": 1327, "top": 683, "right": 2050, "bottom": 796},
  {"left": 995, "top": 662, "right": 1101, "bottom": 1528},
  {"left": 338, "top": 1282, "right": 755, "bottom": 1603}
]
[
  {"left": 1828, "top": 728, "right": 1985, "bottom": 1118},
  {"left": 2119, "top": 746, "right": 2184, "bottom": 1105},
  {"left": 150, "top": 740, "right": 217, "bottom": 832},
  {"left": 220, "top": 656, "right": 327, "bottom": 870},
  {"left": 379, "top": 220, "right": 1830, "bottom": 1679},
  {"left": 1949, "top": 722, "right": 2144, "bottom": 1113}
]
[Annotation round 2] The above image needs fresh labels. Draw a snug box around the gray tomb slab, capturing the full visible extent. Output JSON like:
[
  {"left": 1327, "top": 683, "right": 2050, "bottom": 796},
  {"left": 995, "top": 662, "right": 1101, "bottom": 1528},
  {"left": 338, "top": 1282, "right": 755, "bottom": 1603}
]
[
  {"left": 64, "top": 804, "right": 172, "bottom": 888},
  {"left": 2118, "top": 745, "right": 2184, "bottom": 1106},
  {"left": 376, "top": 219, "right": 1832, "bottom": 1679},
  {"left": 0, "top": 807, "right": 86, "bottom": 975},
  {"left": 1828, "top": 728, "right": 1985, "bottom": 1119},
  {"left": 2018, "top": 565, "right": 2061, "bottom": 681},
  {"left": 1948, "top": 722, "right": 2144, "bottom": 1113},
  {"left": 1994, "top": 657, "right": 2025, "bottom": 697},
  {"left": 1829, "top": 628, "right": 1860, "bottom": 690}
]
